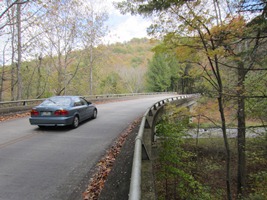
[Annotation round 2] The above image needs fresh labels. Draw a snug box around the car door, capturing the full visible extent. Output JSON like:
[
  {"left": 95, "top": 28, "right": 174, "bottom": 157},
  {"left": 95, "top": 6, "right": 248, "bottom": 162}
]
[
  {"left": 80, "top": 97, "right": 94, "bottom": 119},
  {"left": 73, "top": 97, "right": 87, "bottom": 121},
  {"left": 79, "top": 97, "right": 92, "bottom": 120}
]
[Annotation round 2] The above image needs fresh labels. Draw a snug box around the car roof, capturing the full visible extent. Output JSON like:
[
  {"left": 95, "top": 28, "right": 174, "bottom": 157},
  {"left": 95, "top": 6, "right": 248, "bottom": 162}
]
[
  {"left": 46, "top": 96, "right": 86, "bottom": 102},
  {"left": 49, "top": 96, "right": 83, "bottom": 98}
]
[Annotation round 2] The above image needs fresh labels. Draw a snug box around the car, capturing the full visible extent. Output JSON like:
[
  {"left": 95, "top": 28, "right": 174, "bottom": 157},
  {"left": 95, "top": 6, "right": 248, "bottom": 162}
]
[{"left": 29, "top": 96, "right": 97, "bottom": 128}]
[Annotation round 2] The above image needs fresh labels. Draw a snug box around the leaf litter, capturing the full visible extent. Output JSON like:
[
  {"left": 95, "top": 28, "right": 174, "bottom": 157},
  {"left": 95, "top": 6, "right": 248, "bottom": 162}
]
[{"left": 82, "top": 118, "right": 141, "bottom": 200}]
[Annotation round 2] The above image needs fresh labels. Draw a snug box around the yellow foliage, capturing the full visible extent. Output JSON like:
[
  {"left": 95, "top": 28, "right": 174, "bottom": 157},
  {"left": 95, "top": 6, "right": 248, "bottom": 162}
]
[
  {"left": 210, "top": 16, "right": 246, "bottom": 44},
  {"left": 175, "top": 45, "right": 195, "bottom": 61},
  {"left": 207, "top": 46, "right": 226, "bottom": 57}
]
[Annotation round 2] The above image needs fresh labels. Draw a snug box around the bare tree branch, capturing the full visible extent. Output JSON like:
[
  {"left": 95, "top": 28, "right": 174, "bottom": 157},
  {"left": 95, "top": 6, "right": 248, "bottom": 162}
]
[{"left": 0, "top": 0, "right": 30, "bottom": 19}]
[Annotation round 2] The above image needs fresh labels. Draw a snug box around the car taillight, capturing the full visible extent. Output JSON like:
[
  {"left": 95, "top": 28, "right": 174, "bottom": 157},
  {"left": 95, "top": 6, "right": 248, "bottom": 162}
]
[
  {"left": 31, "top": 109, "right": 39, "bottom": 116},
  {"left": 54, "top": 110, "right": 69, "bottom": 116}
]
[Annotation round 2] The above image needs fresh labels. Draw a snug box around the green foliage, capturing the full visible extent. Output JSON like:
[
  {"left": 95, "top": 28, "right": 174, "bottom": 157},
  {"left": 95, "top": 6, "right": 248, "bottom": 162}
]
[
  {"left": 131, "top": 57, "right": 143, "bottom": 68},
  {"left": 154, "top": 104, "right": 213, "bottom": 199},
  {"left": 100, "top": 72, "right": 124, "bottom": 94},
  {"left": 243, "top": 137, "right": 267, "bottom": 200},
  {"left": 147, "top": 38, "right": 205, "bottom": 94},
  {"left": 247, "top": 171, "right": 267, "bottom": 199},
  {"left": 146, "top": 53, "right": 172, "bottom": 92},
  {"left": 245, "top": 69, "right": 267, "bottom": 122},
  {"left": 112, "top": 47, "right": 128, "bottom": 54}
]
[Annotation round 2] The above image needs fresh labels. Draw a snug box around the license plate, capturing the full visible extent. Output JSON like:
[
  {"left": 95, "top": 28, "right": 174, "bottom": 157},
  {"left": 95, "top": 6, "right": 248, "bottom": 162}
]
[{"left": 41, "top": 112, "right": 51, "bottom": 116}]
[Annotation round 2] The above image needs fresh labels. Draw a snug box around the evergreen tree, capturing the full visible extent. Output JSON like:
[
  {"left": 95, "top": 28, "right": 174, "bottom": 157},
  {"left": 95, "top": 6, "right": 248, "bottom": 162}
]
[{"left": 146, "top": 53, "right": 172, "bottom": 92}]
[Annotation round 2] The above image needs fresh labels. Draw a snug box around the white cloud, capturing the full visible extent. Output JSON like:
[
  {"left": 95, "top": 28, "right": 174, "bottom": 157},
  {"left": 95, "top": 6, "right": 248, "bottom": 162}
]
[
  {"left": 102, "top": 0, "right": 152, "bottom": 44},
  {"left": 104, "top": 15, "right": 151, "bottom": 44}
]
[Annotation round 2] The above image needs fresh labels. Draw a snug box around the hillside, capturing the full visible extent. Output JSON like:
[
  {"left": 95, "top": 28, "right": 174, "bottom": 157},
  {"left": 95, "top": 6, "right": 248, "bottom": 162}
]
[{"left": 0, "top": 38, "right": 157, "bottom": 101}]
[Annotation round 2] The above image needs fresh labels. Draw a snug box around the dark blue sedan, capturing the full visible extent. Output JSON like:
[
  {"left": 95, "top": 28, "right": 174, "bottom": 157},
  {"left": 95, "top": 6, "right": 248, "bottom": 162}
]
[{"left": 29, "top": 96, "right": 97, "bottom": 128}]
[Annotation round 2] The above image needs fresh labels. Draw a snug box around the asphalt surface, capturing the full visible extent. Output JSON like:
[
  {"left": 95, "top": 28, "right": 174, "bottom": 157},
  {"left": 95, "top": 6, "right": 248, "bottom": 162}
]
[{"left": 0, "top": 95, "right": 176, "bottom": 200}]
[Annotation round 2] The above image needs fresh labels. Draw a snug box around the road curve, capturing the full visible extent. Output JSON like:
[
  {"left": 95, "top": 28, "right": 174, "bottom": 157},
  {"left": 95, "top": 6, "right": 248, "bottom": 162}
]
[{"left": 0, "top": 94, "right": 176, "bottom": 200}]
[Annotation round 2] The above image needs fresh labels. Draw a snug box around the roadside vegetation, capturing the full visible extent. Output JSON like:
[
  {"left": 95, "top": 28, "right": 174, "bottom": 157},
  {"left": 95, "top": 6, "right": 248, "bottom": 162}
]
[{"left": 154, "top": 103, "right": 266, "bottom": 200}]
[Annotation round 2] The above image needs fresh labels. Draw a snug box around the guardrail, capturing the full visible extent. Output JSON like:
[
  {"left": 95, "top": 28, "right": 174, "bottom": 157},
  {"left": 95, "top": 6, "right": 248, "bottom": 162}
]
[
  {"left": 128, "top": 94, "right": 199, "bottom": 200},
  {"left": 0, "top": 92, "right": 176, "bottom": 115}
]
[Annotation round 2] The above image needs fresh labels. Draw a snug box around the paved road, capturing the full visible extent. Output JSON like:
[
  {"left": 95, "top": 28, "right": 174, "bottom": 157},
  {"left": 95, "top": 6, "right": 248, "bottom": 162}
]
[{"left": 0, "top": 95, "right": 176, "bottom": 200}]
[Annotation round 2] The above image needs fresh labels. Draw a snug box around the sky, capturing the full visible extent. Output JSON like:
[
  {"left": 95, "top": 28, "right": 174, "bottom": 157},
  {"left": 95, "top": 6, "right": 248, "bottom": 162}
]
[
  {"left": 0, "top": 0, "right": 152, "bottom": 65},
  {"left": 102, "top": 0, "right": 152, "bottom": 44}
]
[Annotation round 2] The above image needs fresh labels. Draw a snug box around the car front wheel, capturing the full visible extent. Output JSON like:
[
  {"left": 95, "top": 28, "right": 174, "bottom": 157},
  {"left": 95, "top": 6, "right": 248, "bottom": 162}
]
[{"left": 72, "top": 115, "right": 79, "bottom": 128}]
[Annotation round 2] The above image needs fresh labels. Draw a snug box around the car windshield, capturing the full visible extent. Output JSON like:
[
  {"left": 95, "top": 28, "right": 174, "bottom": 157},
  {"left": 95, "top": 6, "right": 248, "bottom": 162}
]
[{"left": 40, "top": 97, "right": 72, "bottom": 107}]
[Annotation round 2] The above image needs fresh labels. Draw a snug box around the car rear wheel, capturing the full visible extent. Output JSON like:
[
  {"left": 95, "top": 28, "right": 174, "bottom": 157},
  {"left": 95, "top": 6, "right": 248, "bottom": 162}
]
[
  {"left": 72, "top": 115, "right": 79, "bottom": 128},
  {"left": 92, "top": 109, "right": 97, "bottom": 119}
]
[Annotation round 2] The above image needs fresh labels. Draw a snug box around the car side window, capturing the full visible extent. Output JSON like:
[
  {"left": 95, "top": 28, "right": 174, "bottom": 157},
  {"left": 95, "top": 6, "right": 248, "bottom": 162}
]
[
  {"left": 73, "top": 98, "right": 82, "bottom": 107},
  {"left": 74, "top": 102, "right": 81, "bottom": 106},
  {"left": 80, "top": 98, "right": 87, "bottom": 106}
]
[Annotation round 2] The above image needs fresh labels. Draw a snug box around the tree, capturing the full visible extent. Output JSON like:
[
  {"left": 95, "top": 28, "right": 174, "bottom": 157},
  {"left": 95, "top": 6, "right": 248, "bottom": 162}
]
[
  {"left": 100, "top": 71, "right": 124, "bottom": 94},
  {"left": 16, "top": 0, "right": 22, "bottom": 100},
  {"left": 233, "top": 3, "right": 267, "bottom": 197},
  {"left": 33, "top": 0, "right": 86, "bottom": 96},
  {"left": 119, "top": 67, "right": 146, "bottom": 93},
  {"left": 80, "top": 2, "right": 108, "bottom": 95},
  {"left": 0, "top": 0, "right": 29, "bottom": 30},
  {"left": 150, "top": 39, "right": 202, "bottom": 94},
  {"left": 146, "top": 53, "right": 172, "bottom": 92},
  {"left": 1, "top": 0, "right": 25, "bottom": 100},
  {"left": 146, "top": 41, "right": 196, "bottom": 93},
  {"left": 1, "top": 0, "right": 46, "bottom": 100}
]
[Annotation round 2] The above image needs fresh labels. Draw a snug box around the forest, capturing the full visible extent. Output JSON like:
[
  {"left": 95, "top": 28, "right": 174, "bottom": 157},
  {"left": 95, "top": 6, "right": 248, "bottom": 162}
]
[
  {"left": 0, "top": 36, "right": 156, "bottom": 100},
  {"left": 1, "top": 0, "right": 267, "bottom": 199}
]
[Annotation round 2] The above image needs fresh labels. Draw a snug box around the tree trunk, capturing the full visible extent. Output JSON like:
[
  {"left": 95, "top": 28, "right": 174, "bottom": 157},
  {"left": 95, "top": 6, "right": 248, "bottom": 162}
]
[
  {"left": 36, "top": 55, "right": 42, "bottom": 97},
  {"left": 218, "top": 95, "right": 232, "bottom": 200},
  {"left": 16, "top": 1, "right": 22, "bottom": 100},
  {"left": 214, "top": 53, "right": 232, "bottom": 200},
  {"left": 56, "top": 52, "right": 63, "bottom": 95},
  {"left": 89, "top": 44, "right": 93, "bottom": 95},
  {"left": 10, "top": 6, "right": 16, "bottom": 101},
  {"left": 0, "top": 43, "right": 7, "bottom": 101},
  {"left": 11, "top": 63, "right": 16, "bottom": 100},
  {"left": 237, "top": 61, "right": 246, "bottom": 198},
  {"left": 0, "top": 65, "right": 4, "bottom": 101}
]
